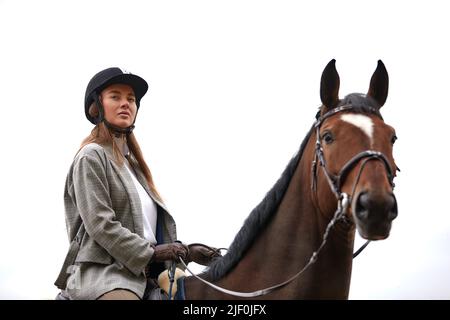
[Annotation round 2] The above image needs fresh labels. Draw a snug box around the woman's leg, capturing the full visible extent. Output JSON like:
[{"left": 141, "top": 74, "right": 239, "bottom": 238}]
[{"left": 97, "top": 289, "right": 140, "bottom": 300}]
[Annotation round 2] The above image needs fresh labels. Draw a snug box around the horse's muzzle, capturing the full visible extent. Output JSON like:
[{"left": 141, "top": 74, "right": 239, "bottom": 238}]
[{"left": 353, "top": 191, "right": 398, "bottom": 240}]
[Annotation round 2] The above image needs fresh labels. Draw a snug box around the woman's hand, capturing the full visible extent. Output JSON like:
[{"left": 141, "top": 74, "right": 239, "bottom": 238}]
[
  {"left": 186, "top": 243, "right": 223, "bottom": 266},
  {"left": 150, "top": 243, "right": 189, "bottom": 263}
]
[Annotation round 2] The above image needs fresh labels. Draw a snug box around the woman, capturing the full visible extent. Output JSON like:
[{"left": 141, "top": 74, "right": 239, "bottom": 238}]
[{"left": 54, "top": 67, "right": 218, "bottom": 300}]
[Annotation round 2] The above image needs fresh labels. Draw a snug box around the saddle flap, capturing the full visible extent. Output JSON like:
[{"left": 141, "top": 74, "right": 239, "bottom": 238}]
[{"left": 157, "top": 268, "right": 186, "bottom": 300}]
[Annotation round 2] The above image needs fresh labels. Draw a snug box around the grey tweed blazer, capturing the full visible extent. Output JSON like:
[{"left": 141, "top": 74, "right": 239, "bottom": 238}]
[{"left": 54, "top": 143, "right": 178, "bottom": 299}]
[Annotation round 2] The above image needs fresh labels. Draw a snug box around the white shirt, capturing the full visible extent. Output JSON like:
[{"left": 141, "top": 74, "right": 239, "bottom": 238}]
[{"left": 124, "top": 161, "right": 158, "bottom": 245}]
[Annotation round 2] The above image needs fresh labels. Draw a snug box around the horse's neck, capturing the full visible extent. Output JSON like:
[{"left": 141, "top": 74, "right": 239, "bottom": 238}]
[
  {"left": 185, "top": 138, "right": 355, "bottom": 299},
  {"left": 226, "top": 143, "right": 356, "bottom": 299}
]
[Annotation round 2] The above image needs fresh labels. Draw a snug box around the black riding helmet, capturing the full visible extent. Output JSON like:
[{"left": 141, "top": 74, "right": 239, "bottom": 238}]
[{"left": 84, "top": 67, "right": 149, "bottom": 134}]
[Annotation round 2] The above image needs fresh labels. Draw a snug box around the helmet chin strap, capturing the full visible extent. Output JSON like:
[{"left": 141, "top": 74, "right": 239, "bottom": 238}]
[
  {"left": 94, "top": 94, "right": 136, "bottom": 135},
  {"left": 104, "top": 119, "right": 135, "bottom": 136}
]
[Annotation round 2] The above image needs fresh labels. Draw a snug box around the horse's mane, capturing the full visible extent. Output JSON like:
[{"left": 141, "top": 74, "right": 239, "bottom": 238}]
[{"left": 204, "top": 93, "right": 380, "bottom": 281}]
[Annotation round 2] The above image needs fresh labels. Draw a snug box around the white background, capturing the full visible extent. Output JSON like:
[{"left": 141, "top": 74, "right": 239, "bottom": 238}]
[{"left": 0, "top": 0, "right": 449, "bottom": 299}]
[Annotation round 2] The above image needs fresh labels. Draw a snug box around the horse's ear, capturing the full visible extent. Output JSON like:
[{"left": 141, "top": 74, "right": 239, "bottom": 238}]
[
  {"left": 320, "top": 59, "right": 340, "bottom": 109},
  {"left": 367, "top": 60, "right": 389, "bottom": 107}
]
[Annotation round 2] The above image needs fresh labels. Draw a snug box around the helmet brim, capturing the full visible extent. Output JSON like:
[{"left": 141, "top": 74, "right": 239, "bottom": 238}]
[{"left": 99, "top": 73, "right": 148, "bottom": 101}]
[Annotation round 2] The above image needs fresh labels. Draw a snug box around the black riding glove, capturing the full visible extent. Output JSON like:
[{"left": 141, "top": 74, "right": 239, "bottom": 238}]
[
  {"left": 150, "top": 242, "right": 189, "bottom": 263},
  {"left": 186, "top": 243, "right": 223, "bottom": 266}
]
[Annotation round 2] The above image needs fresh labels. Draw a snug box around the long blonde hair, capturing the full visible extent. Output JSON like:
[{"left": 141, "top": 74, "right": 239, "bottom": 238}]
[{"left": 78, "top": 107, "right": 164, "bottom": 203}]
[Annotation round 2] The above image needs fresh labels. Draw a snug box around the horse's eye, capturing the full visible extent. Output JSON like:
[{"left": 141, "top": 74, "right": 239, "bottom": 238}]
[
  {"left": 322, "top": 132, "right": 334, "bottom": 144},
  {"left": 391, "top": 134, "right": 398, "bottom": 145}
]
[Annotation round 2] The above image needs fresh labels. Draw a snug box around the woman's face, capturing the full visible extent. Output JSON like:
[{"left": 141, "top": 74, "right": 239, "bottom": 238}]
[{"left": 100, "top": 83, "right": 137, "bottom": 128}]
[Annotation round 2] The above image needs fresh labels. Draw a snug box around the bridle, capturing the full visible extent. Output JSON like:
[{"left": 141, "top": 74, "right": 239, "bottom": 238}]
[
  {"left": 312, "top": 105, "right": 395, "bottom": 198},
  {"left": 311, "top": 104, "right": 397, "bottom": 258},
  {"left": 179, "top": 105, "right": 397, "bottom": 298}
]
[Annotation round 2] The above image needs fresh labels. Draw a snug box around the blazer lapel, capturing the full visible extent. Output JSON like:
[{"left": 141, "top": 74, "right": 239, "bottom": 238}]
[{"left": 103, "top": 144, "right": 145, "bottom": 237}]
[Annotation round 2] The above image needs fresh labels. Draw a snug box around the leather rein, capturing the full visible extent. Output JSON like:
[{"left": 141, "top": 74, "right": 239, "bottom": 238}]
[{"left": 180, "top": 105, "right": 396, "bottom": 298}]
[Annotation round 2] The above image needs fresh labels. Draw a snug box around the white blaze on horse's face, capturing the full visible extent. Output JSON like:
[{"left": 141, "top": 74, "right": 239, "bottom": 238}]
[{"left": 340, "top": 114, "right": 374, "bottom": 146}]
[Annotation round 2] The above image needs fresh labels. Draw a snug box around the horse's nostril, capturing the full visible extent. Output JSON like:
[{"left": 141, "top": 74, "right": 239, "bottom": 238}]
[
  {"left": 357, "top": 192, "right": 370, "bottom": 210},
  {"left": 355, "top": 192, "right": 370, "bottom": 220},
  {"left": 388, "top": 194, "right": 398, "bottom": 220},
  {"left": 389, "top": 210, "right": 398, "bottom": 220}
]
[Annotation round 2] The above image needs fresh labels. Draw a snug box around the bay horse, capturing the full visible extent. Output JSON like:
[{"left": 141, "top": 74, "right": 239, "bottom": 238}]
[{"left": 182, "top": 59, "right": 399, "bottom": 299}]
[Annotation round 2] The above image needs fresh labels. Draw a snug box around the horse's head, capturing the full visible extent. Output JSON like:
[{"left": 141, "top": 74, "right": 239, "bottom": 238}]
[{"left": 315, "top": 59, "right": 398, "bottom": 240}]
